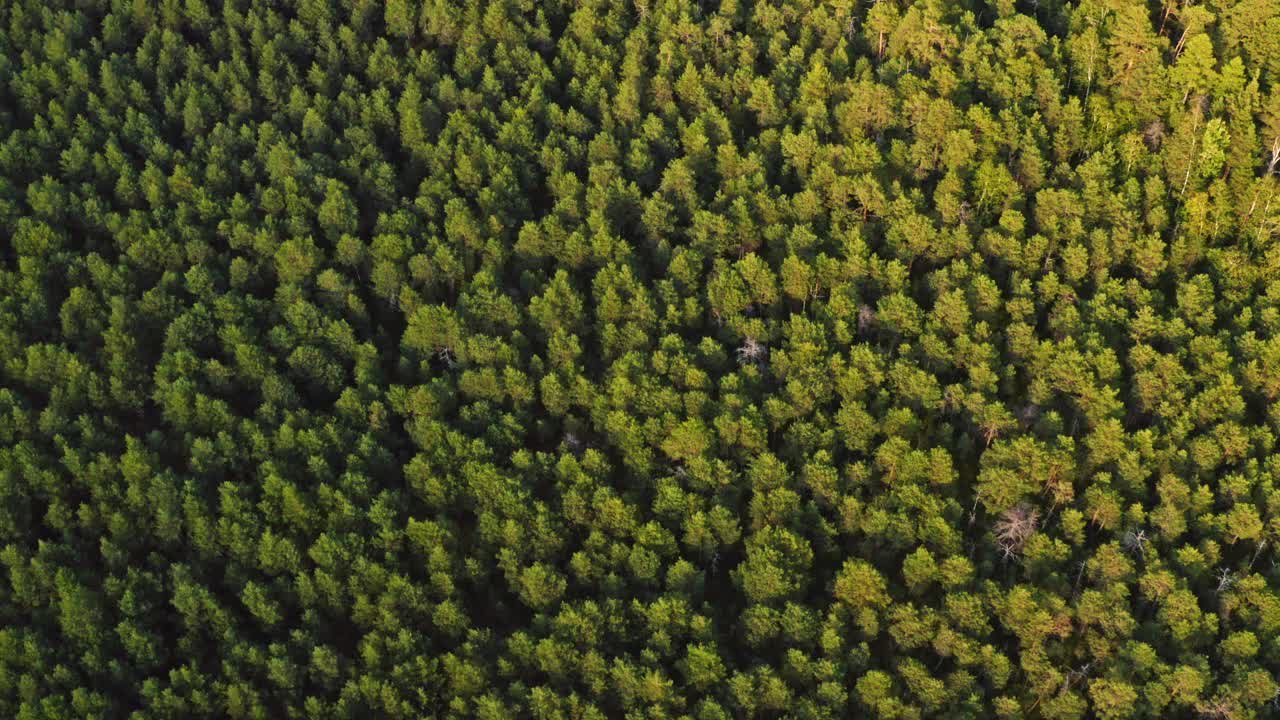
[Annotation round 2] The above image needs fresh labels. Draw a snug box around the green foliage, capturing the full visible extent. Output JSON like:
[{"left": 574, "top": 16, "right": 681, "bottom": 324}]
[{"left": 2, "top": 0, "right": 1280, "bottom": 718}]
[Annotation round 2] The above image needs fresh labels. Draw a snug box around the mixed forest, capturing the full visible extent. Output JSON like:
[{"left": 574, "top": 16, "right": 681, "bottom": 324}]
[{"left": 5, "top": 0, "right": 1280, "bottom": 718}]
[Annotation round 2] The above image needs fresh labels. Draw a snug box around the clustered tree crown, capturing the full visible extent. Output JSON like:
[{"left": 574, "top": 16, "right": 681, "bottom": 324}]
[{"left": 3, "top": 0, "right": 1280, "bottom": 719}]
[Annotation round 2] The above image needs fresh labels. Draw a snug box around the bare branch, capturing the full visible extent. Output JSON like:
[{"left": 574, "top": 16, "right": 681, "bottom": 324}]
[
  {"left": 736, "top": 337, "right": 768, "bottom": 366},
  {"left": 994, "top": 504, "right": 1040, "bottom": 557}
]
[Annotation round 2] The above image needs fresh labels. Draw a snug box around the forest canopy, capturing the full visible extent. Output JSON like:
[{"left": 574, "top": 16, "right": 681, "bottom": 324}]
[{"left": 4, "top": 0, "right": 1280, "bottom": 718}]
